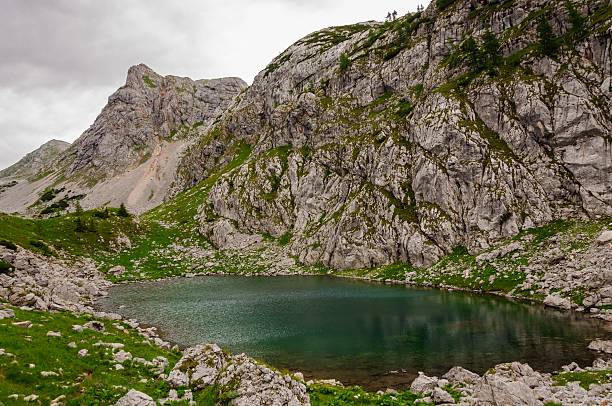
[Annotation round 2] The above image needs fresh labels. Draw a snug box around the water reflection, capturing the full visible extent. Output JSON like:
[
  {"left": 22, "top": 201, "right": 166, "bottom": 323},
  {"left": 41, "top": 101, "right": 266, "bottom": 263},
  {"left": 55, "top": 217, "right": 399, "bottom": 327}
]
[{"left": 98, "top": 276, "right": 609, "bottom": 390}]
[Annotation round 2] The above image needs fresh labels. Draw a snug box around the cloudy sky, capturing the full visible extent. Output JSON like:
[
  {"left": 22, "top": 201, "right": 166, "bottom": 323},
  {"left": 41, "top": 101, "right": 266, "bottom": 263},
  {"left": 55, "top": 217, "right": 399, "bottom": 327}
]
[{"left": 0, "top": 0, "right": 430, "bottom": 170}]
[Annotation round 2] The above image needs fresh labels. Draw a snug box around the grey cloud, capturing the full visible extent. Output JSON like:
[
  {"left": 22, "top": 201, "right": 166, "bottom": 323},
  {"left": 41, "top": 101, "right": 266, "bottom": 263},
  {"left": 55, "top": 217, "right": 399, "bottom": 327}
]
[{"left": 0, "top": 0, "right": 429, "bottom": 170}]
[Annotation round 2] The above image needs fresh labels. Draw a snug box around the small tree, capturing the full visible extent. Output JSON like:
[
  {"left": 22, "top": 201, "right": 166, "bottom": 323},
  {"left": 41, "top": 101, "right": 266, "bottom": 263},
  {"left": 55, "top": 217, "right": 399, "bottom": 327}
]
[
  {"left": 339, "top": 53, "right": 350, "bottom": 72},
  {"left": 482, "top": 30, "right": 501, "bottom": 76},
  {"left": 74, "top": 216, "right": 87, "bottom": 233},
  {"left": 461, "top": 36, "right": 483, "bottom": 71},
  {"left": 75, "top": 201, "right": 83, "bottom": 216},
  {"left": 566, "top": 1, "right": 585, "bottom": 38},
  {"left": 117, "top": 203, "right": 130, "bottom": 218},
  {"left": 537, "top": 16, "right": 558, "bottom": 56}
]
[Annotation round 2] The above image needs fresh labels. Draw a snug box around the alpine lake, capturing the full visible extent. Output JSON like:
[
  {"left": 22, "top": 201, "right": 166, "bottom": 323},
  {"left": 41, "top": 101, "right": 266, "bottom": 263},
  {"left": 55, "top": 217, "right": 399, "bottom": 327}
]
[{"left": 98, "top": 276, "right": 610, "bottom": 390}]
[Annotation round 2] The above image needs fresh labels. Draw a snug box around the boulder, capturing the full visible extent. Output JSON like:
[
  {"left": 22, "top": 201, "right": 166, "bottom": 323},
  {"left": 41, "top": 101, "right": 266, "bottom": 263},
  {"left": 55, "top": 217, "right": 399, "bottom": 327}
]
[
  {"left": 410, "top": 372, "right": 439, "bottom": 394},
  {"left": 433, "top": 387, "right": 455, "bottom": 404},
  {"left": 115, "top": 389, "right": 155, "bottom": 406},
  {"left": 543, "top": 294, "right": 573, "bottom": 310},
  {"left": 588, "top": 339, "right": 612, "bottom": 354},
  {"left": 443, "top": 366, "right": 480, "bottom": 385},
  {"left": 595, "top": 230, "right": 612, "bottom": 246},
  {"left": 166, "top": 344, "right": 310, "bottom": 405}
]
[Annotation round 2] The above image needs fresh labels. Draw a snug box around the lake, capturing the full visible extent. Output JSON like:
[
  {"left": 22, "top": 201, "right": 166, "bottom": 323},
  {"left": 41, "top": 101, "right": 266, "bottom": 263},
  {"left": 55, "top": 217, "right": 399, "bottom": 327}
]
[{"left": 98, "top": 276, "right": 609, "bottom": 389}]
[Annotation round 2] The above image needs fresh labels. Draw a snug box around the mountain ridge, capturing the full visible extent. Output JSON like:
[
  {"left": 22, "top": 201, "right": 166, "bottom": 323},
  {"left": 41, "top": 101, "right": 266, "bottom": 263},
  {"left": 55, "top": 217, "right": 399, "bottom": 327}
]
[{"left": 0, "top": 63, "right": 247, "bottom": 214}]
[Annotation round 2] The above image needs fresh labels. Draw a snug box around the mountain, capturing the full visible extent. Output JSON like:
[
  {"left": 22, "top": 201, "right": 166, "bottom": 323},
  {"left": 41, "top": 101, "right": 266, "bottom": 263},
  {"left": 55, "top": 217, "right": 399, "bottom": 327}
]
[
  {"left": 0, "top": 64, "right": 247, "bottom": 214},
  {"left": 176, "top": 0, "right": 611, "bottom": 269},
  {"left": 0, "top": 140, "right": 70, "bottom": 179},
  {"left": 2, "top": 0, "right": 610, "bottom": 271}
]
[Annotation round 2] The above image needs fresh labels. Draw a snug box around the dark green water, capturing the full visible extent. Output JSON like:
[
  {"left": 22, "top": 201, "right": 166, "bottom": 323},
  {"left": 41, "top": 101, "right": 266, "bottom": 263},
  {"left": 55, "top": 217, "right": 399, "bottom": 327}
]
[{"left": 98, "top": 276, "right": 609, "bottom": 389}]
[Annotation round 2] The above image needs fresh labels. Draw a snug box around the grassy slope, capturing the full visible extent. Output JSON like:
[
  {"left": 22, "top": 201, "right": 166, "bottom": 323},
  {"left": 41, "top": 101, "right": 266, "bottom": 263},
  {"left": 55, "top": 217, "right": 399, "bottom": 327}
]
[
  {"left": 0, "top": 306, "right": 180, "bottom": 405},
  {"left": 0, "top": 304, "right": 436, "bottom": 406}
]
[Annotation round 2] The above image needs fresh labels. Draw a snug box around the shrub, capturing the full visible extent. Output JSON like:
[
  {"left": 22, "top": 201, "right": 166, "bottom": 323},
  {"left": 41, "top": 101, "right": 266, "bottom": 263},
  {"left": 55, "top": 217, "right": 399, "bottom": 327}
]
[
  {"left": 481, "top": 30, "right": 501, "bottom": 76},
  {"left": 0, "top": 239, "right": 17, "bottom": 251},
  {"left": 461, "top": 36, "right": 483, "bottom": 71},
  {"left": 396, "top": 100, "right": 414, "bottom": 117},
  {"left": 339, "top": 53, "right": 351, "bottom": 72},
  {"left": 537, "top": 16, "right": 559, "bottom": 56},
  {"left": 436, "top": 0, "right": 456, "bottom": 11},
  {"left": 74, "top": 217, "right": 87, "bottom": 233},
  {"left": 93, "top": 208, "right": 110, "bottom": 219},
  {"left": 0, "top": 259, "right": 14, "bottom": 274},
  {"left": 566, "top": 1, "right": 586, "bottom": 38},
  {"left": 117, "top": 203, "right": 130, "bottom": 218},
  {"left": 29, "top": 240, "right": 51, "bottom": 256},
  {"left": 39, "top": 188, "right": 57, "bottom": 202}
]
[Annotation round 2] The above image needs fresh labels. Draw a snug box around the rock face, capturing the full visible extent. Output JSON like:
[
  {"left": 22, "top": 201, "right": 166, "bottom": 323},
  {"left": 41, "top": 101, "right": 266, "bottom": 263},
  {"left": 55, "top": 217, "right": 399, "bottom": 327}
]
[
  {"left": 166, "top": 343, "right": 310, "bottom": 406},
  {"left": 178, "top": 0, "right": 611, "bottom": 269},
  {"left": 0, "top": 64, "right": 246, "bottom": 214},
  {"left": 0, "top": 140, "right": 70, "bottom": 180}
]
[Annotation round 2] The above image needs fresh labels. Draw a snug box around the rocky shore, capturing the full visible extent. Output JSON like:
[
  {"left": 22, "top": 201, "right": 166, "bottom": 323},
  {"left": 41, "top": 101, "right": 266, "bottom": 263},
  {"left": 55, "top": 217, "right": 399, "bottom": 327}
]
[{"left": 1, "top": 241, "right": 611, "bottom": 405}]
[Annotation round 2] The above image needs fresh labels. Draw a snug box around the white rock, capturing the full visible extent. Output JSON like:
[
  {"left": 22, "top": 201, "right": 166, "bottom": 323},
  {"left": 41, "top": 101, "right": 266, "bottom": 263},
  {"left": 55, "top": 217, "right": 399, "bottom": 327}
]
[
  {"left": 114, "top": 389, "right": 155, "bottom": 406},
  {"left": 588, "top": 339, "right": 612, "bottom": 354}
]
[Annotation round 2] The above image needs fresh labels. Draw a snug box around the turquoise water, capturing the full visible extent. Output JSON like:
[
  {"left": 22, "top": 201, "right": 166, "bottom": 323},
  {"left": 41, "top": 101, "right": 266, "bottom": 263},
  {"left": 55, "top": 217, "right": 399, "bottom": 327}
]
[{"left": 98, "top": 276, "right": 609, "bottom": 389}]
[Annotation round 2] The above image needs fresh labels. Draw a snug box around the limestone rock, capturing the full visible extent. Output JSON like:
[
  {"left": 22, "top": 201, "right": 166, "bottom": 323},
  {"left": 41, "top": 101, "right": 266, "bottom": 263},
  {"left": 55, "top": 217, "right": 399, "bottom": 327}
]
[
  {"left": 166, "top": 343, "right": 310, "bottom": 405},
  {"left": 115, "top": 389, "right": 155, "bottom": 406},
  {"left": 443, "top": 366, "right": 480, "bottom": 385},
  {"left": 410, "top": 372, "right": 439, "bottom": 394},
  {"left": 178, "top": 0, "right": 612, "bottom": 270},
  {"left": 0, "top": 140, "right": 69, "bottom": 180},
  {"left": 543, "top": 294, "right": 573, "bottom": 310},
  {"left": 588, "top": 339, "right": 612, "bottom": 354},
  {"left": 595, "top": 230, "right": 612, "bottom": 246}
]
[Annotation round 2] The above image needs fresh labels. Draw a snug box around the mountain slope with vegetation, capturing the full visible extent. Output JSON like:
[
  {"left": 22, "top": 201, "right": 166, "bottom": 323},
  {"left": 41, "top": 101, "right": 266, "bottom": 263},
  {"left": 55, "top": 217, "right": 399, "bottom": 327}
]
[{"left": 176, "top": 0, "right": 611, "bottom": 271}]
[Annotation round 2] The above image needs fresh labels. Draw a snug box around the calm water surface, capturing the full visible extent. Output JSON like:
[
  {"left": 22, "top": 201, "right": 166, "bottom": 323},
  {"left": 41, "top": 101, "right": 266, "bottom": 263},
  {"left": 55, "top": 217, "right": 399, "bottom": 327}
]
[{"left": 98, "top": 276, "right": 609, "bottom": 389}]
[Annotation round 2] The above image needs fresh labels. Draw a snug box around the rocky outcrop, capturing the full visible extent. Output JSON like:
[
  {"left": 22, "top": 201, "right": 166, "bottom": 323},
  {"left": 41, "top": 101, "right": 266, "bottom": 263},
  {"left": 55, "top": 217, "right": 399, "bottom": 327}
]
[
  {"left": 166, "top": 343, "right": 310, "bottom": 406},
  {"left": 0, "top": 64, "right": 247, "bottom": 214},
  {"left": 182, "top": 0, "right": 611, "bottom": 270},
  {"left": 412, "top": 359, "right": 612, "bottom": 406},
  {"left": 0, "top": 245, "right": 110, "bottom": 313},
  {"left": 0, "top": 140, "right": 70, "bottom": 180}
]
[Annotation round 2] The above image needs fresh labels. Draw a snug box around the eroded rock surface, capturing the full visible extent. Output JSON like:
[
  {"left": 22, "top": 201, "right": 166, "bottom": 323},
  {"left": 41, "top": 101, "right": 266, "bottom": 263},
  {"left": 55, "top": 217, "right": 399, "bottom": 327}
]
[
  {"left": 166, "top": 343, "right": 310, "bottom": 406},
  {"left": 180, "top": 0, "right": 611, "bottom": 270},
  {"left": 0, "top": 64, "right": 247, "bottom": 215}
]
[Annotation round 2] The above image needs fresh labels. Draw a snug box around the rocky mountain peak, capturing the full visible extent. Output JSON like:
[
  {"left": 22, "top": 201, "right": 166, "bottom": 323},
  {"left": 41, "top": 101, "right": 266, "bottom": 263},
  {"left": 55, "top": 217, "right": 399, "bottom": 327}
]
[
  {"left": 0, "top": 139, "right": 70, "bottom": 180},
  {"left": 0, "top": 64, "right": 247, "bottom": 215}
]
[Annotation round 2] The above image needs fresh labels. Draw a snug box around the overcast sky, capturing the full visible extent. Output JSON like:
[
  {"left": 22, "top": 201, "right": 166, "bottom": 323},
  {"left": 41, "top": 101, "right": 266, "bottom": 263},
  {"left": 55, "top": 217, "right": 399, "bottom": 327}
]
[{"left": 0, "top": 0, "right": 430, "bottom": 170}]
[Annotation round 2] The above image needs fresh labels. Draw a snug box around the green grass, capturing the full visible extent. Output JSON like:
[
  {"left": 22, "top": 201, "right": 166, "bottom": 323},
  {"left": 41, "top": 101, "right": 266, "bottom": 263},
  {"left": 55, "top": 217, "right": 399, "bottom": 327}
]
[
  {"left": 142, "top": 75, "right": 157, "bottom": 88},
  {"left": 553, "top": 369, "right": 612, "bottom": 389},
  {"left": 0, "top": 210, "right": 139, "bottom": 259},
  {"left": 0, "top": 306, "right": 180, "bottom": 405},
  {"left": 308, "top": 384, "right": 425, "bottom": 406}
]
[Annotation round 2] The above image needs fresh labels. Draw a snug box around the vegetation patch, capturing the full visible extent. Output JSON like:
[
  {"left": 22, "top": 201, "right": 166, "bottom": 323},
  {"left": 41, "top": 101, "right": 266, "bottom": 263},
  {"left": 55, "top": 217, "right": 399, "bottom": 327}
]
[
  {"left": 553, "top": 369, "right": 612, "bottom": 389},
  {"left": 308, "top": 383, "right": 423, "bottom": 406},
  {"left": 142, "top": 75, "right": 157, "bottom": 88},
  {"left": 0, "top": 306, "right": 180, "bottom": 405}
]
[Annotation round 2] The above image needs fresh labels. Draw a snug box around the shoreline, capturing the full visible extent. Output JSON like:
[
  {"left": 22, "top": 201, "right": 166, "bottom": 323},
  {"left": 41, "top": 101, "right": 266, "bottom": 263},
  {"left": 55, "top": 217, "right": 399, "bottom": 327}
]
[{"left": 97, "top": 272, "right": 612, "bottom": 389}]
